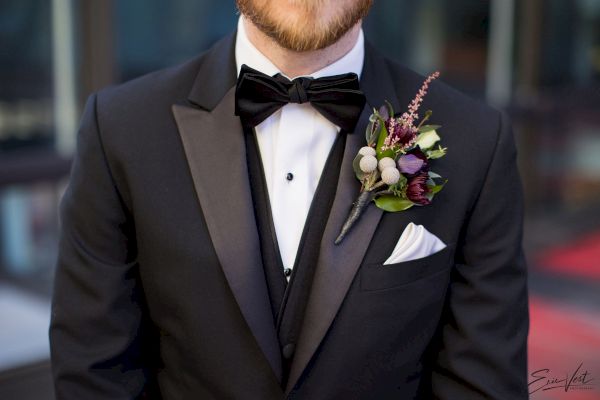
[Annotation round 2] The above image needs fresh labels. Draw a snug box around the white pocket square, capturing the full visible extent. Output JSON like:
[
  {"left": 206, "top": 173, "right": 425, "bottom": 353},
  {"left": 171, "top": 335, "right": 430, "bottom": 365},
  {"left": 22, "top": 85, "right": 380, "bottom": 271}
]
[{"left": 383, "top": 223, "right": 446, "bottom": 265}]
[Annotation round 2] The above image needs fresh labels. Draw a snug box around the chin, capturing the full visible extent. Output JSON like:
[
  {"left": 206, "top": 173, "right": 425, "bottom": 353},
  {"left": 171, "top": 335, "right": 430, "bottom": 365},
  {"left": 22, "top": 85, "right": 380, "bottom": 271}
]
[{"left": 237, "top": 0, "right": 372, "bottom": 52}]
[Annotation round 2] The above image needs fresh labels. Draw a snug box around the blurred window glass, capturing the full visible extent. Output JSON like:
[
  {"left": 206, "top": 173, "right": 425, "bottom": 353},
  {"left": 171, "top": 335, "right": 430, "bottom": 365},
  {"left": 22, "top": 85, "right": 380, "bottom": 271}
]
[
  {"left": 0, "top": 1, "right": 54, "bottom": 152},
  {"left": 0, "top": 1, "right": 65, "bottom": 383},
  {"left": 114, "top": 0, "right": 237, "bottom": 82},
  {"left": 0, "top": 0, "right": 67, "bottom": 294},
  {"left": 515, "top": 0, "right": 600, "bottom": 222}
]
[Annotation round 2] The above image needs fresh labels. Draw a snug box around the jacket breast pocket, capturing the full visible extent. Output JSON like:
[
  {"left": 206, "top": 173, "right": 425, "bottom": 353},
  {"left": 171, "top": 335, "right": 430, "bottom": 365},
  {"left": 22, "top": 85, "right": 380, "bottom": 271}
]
[{"left": 360, "top": 243, "right": 455, "bottom": 292}]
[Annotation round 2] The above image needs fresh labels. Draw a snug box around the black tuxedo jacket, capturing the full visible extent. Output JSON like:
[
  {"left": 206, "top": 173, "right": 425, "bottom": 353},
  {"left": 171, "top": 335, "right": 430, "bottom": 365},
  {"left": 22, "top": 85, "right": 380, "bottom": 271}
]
[{"left": 50, "top": 32, "right": 529, "bottom": 399}]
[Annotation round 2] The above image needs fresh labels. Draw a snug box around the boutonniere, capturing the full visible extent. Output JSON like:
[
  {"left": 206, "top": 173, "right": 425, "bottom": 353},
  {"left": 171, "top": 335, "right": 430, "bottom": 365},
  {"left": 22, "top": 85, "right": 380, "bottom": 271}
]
[{"left": 335, "top": 72, "right": 447, "bottom": 244}]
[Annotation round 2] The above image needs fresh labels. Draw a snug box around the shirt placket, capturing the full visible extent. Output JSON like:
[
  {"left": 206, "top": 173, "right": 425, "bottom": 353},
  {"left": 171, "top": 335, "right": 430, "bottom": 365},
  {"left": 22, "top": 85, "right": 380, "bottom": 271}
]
[{"left": 271, "top": 104, "right": 314, "bottom": 272}]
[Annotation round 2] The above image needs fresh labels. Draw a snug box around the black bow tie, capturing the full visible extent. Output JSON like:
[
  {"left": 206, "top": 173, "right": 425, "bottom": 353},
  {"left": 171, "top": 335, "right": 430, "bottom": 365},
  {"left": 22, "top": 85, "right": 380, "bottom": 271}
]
[{"left": 235, "top": 64, "right": 366, "bottom": 132}]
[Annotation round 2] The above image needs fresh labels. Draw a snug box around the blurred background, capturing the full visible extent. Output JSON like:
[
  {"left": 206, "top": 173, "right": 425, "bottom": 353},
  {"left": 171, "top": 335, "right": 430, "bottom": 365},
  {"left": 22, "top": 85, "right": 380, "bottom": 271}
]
[{"left": 1, "top": 0, "right": 599, "bottom": 399}]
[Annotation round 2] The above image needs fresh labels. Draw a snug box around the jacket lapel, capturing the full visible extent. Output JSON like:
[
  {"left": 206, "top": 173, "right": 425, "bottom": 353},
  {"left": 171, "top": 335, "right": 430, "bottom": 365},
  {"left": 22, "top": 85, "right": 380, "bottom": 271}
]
[
  {"left": 171, "top": 34, "right": 282, "bottom": 381},
  {"left": 285, "top": 43, "right": 403, "bottom": 394}
]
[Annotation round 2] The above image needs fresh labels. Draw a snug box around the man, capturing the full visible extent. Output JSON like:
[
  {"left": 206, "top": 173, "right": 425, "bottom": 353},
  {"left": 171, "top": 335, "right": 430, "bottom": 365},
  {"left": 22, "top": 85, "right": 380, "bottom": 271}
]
[{"left": 50, "top": 0, "right": 529, "bottom": 398}]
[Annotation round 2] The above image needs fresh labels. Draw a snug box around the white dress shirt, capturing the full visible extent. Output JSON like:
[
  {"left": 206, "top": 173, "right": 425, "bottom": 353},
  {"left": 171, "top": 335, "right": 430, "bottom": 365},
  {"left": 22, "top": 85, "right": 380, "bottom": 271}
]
[{"left": 235, "top": 17, "right": 365, "bottom": 274}]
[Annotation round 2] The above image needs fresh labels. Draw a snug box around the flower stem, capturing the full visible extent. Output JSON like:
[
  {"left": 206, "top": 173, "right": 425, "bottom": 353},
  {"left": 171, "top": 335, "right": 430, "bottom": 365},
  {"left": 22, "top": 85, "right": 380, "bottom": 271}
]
[
  {"left": 370, "top": 181, "right": 386, "bottom": 191},
  {"left": 416, "top": 111, "right": 431, "bottom": 130},
  {"left": 374, "top": 189, "right": 393, "bottom": 197},
  {"left": 334, "top": 190, "right": 374, "bottom": 245}
]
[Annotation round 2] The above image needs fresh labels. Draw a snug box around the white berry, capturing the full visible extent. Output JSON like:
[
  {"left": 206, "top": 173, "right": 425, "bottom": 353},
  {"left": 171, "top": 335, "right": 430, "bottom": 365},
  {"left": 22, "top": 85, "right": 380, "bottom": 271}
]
[
  {"left": 381, "top": 167, "right": 401, "bottom": 185},
  {"left": 358, "top": 146, "right": 376, "bottom": 157},
  {"left": 359, "top": 155, "right": 378, "bottom": 173},
  {"left": 378, "top": 157, "right": 396, "bottom": 171}
]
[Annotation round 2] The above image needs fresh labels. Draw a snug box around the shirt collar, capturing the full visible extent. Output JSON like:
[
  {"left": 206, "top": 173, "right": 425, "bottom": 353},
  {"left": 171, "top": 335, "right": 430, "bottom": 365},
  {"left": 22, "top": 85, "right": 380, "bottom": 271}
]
[{"left": 235, "top": 16, "right": 365, "bottom": 80}]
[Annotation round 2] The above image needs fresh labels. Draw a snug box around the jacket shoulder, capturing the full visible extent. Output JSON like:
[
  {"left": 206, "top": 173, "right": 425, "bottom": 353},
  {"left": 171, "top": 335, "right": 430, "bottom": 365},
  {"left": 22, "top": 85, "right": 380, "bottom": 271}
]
[
  {"left": 94, "top": 51, "right": 207, "bottom": 118},
  {"left": 383, "top": 57, "right": 500, "bottom": 126}
]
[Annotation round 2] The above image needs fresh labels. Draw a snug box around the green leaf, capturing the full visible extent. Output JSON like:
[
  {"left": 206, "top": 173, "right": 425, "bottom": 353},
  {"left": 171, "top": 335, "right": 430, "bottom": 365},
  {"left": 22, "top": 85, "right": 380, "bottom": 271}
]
[
  {"left": 418, "top": 124, "right": 441, "bottom": 133},
  {"left": 378, "top": 148, "right": 395, "bottom": 160},
  {"left": 384, "top": 100, "right": 395, "bottom": 119},
  {"left": 353, "top": 154, "right": 367, "bottom": 181},
  {"left": 425, "top": 180, "right": 447, "bottom": 201},
  {"left": 387, "top": 174, "right": 407, "bottom": 197},
  {"left": 375, "top": 117, "right": 387, "bottom": 145},
  {"left": 428, "top": 180, "right": 447, "bottom": 195},
  {"left": 365, "top": 114, "right": 380, "bottom": 146},
  {"left": 428, "top": 171, "right": 442, "bottom": 179},
  {"left": 374, "top": 195, "right": 415, "bottom": 212},
  {"left": 375, "top": 120, "right": 394, "bottom": 159},
  {"left": 397, "top": 173, "right": 408, "bottom": 187},
  {"left": 427, "top": 145, "right": 447, "bottom": 159},
  {"left": 374, "top": 119, "right": 395, "bottom": 159}
]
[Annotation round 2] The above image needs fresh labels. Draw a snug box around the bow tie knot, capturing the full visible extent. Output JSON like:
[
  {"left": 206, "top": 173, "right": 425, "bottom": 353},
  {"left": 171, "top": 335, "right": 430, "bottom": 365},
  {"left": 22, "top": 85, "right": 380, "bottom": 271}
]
[
  {"left": 284, "top": 76, "right": 311, "bottom": 104},
  {"left": 235, "top": 64, "right": 366, "bottom": 132}
]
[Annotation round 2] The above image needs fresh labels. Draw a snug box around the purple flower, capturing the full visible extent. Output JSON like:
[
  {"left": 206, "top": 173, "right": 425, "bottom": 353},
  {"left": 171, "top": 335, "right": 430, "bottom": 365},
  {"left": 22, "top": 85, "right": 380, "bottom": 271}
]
[
  {"left": 398, "top": 149, "right": 428, "bottom": 175},
  {"left": 385, "top": 118, "right": 416, "bottom": 149},
  {"left": 406, "top": 172, "right": 431, "bottom": 205}
]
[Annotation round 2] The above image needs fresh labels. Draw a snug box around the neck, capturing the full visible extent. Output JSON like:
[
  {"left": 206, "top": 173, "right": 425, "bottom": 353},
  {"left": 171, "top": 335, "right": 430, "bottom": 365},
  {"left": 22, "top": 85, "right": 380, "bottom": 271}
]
[{"left": 243, "top": 17, "right": 361, "bottom": 77}]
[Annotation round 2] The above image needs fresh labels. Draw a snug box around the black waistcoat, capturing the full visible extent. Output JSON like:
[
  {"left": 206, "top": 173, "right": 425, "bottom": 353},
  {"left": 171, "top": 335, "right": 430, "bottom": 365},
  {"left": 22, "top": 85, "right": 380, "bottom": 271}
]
[{"left": 245, "top": 128, "right": 346, "bottom": 386}]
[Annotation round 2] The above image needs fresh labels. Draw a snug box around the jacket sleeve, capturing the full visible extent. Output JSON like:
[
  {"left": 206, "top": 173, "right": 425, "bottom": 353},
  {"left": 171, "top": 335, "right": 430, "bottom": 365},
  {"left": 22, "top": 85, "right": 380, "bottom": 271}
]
[
  {"left": 49, "top": 93, "right": 158, "bottom": 399},
  {"left": 430, "top": 112, "right": 529, "bottom": 399}
]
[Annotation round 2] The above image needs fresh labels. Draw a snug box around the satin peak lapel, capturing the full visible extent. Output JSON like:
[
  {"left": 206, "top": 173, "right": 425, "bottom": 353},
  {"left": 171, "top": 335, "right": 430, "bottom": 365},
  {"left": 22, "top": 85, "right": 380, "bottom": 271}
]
[
  {"left": 172, "top": 87, "right": 282, "bottom": 380},
  {"left": 285, "top": 44, "right": 403, "bottom": 394}
]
